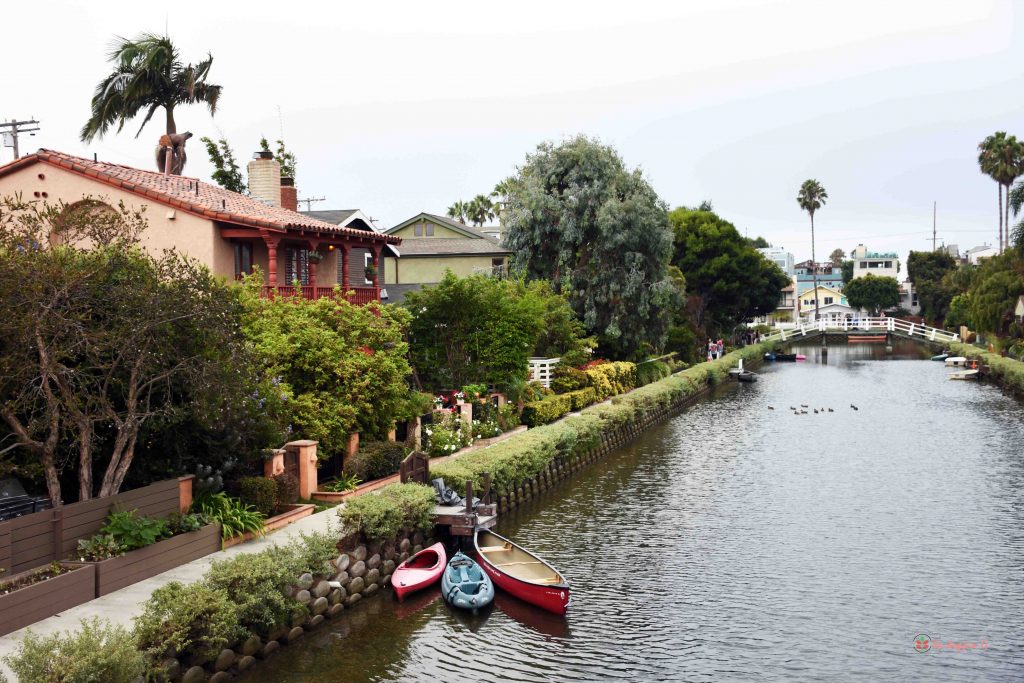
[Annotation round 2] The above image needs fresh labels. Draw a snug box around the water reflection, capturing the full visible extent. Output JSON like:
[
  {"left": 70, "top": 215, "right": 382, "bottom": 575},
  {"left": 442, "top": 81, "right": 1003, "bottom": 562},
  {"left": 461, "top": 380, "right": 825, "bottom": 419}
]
[{"left": 242, "top": 342, "right": 1024, "bottom": 682}]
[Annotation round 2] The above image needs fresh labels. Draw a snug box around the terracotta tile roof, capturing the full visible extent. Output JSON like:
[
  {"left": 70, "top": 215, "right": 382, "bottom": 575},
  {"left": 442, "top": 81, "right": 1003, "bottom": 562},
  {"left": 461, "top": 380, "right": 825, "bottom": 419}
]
[{"left": 0, "top": 150, "right": 399, "bottom": 244}]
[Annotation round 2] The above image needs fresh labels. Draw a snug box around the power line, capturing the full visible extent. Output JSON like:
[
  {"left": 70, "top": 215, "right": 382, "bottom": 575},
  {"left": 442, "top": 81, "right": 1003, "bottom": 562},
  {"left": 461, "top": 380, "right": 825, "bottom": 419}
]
[
  {"left": 0, "top": 118, "right": 41, "bottom": 159},
  {"left": 297, "top": 196, "right": 326, "bottom": 211}
]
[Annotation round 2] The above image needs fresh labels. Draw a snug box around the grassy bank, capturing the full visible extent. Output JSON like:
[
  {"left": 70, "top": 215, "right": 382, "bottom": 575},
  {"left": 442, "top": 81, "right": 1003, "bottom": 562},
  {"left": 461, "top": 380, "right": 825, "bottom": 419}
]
[
  {"left": 343, "top": 342, "right": 776, "bottom": 538},
  {"left": 948, "top": 342, "right": 1024, "bottom": 395}
]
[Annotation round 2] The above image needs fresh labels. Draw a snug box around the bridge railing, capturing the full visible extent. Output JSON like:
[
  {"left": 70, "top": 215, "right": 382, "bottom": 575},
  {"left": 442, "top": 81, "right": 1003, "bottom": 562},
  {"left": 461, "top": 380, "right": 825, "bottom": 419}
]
[{"left": 762, "top": 317, "right": 958, "bottom": 344}]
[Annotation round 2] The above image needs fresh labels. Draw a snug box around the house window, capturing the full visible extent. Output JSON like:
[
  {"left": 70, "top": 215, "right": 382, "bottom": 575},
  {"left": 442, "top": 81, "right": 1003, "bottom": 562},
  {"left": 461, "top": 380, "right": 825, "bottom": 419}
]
[
  {"left": 885, "top": 261, "right": 892, "bottom": 268},
  {"left": 414, "top": 223, "right": 422, "bottom": 236},
  {"left": 860, "top": 261, "right": 866, "bottom": 268},
  {"left": 364, "top": 252, "right": 374, "bottom": 285},
  {"left": 491, "top": 257, "right": 505, "bottom": 278},
  {"left": 284, "top": 247, "right": 309, "bottom": 286},
  {"left": 425, "top": 223, "right": 434, "bottom": 236},
  {"left": 824, "top": 296, "right": 834, "bottom": 305},
  {"left": 234, "top": 242, "right": 253, "bottom": 280}
]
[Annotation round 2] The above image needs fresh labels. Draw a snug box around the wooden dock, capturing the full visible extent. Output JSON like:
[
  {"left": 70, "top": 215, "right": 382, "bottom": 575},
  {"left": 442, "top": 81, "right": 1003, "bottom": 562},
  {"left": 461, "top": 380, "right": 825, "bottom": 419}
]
[{"left": 401, "top": 451, "right": 499, "bottom": 537}]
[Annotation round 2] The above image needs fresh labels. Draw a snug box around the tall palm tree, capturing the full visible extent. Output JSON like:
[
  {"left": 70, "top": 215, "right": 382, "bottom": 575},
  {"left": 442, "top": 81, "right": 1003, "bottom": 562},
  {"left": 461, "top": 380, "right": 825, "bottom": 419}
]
[
  {"left": 976, "top": 131, "right": 1024, "bottom": 252},
  {"left": 797, "top": 179, "right": 828, "bottom": 322},
  {"left": 447, "top": 200, "right": 469, "bottom": 223},
  {"left": 466, "top": 195, "right": 495, "bottom": 227},
  {"left": 81, "top": 33, "right": 222, "bottom": 174}
]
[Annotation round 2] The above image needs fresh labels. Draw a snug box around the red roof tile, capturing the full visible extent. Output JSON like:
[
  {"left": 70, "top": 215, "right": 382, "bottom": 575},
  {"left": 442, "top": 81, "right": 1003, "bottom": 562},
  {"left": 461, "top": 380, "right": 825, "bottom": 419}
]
[{"left": 0, "top": 150, "right": 399, "bottom": 245}]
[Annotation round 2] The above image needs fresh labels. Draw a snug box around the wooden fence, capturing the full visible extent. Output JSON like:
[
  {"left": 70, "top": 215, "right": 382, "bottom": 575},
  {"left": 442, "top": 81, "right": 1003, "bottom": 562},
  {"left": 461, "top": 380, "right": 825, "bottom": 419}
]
[{"left": 0, "top": 476, "right": 191, "bottom": 576}]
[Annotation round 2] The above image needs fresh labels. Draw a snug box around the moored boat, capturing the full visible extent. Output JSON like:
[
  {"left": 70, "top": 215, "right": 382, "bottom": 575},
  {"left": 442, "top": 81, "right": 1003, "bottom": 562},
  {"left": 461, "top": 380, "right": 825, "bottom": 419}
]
[
  {"left": 949, "top": 369, "right": 979, "bottom": 380},
  {"left": 392, "top": 541, "right": 446, "bottom": 601},
  {"left": 945, "top": 356, "right": 968, "bottom": 367},
  {"left": 795, "top": 354, "right": 807, "bottom": 361},
  {"left": 441, "top": 551, "right": 494, "bottom": 613},
  {"left": 931, "top": 353, "right": 949, "bottom": 361},
  {"left": 773, "top": 353, "right": 798, "bottom": 362},
  {"left": 474, "top": 529, "right": 570, "bottom": 616},
  {"left": 737, "top": 371, "right": 757, "bottom": 382}
]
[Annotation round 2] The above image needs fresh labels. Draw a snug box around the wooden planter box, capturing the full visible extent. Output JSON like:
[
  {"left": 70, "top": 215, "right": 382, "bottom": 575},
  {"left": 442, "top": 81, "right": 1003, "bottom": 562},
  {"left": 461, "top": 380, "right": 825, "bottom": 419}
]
[
  {"left": 0, "top": 562, "right": 95, "bottom": 637},
  {"left": 87, "top": 524, "right": 221, "bottom": 597},
  {"left": 223, "top": 504, "right": 314, "bottom": 548}
]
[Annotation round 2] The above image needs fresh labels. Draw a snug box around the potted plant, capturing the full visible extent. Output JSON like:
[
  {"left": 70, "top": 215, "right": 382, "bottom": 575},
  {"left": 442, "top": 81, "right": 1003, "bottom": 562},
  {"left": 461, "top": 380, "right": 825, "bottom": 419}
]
[
  {"left": 364, "top": 263, "right": 377, "bottom": 279},
  {"left": 307, "top": 250, "right": 323, "bottom": 264}
]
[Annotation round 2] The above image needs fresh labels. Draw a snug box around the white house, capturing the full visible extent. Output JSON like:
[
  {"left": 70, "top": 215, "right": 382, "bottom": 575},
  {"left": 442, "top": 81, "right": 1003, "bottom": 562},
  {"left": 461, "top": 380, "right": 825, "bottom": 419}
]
[
  {"left": 798, "top": 285, "right": 858, "bottom": 323},
  {"left": 757, "top": 247, "right": 795, "bottom": 276},
  {"left": 851, "top": 244, "right": 899, "bottom": 280},
  {"left": 966, "top": 244, "right": 998, "bottom": 265}
]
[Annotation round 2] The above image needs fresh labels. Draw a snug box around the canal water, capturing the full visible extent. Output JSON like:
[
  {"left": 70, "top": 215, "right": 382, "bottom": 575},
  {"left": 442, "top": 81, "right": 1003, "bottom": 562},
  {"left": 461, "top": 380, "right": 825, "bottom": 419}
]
[{"left": 243, "top": 343, "right": 1024, "bottom": 682}]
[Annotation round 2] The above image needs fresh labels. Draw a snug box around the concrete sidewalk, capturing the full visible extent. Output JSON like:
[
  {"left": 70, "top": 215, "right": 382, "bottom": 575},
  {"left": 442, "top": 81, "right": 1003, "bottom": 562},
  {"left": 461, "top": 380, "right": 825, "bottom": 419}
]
[{"left": 0, "top": 506, "right": 339, "bottom": 678}]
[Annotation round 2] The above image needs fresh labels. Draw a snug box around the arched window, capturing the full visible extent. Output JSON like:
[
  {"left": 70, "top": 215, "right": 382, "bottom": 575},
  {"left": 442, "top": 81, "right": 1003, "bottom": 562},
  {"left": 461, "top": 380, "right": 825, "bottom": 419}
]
[{"left": 51, "top": 199, "right": 117, "bottom": 247}]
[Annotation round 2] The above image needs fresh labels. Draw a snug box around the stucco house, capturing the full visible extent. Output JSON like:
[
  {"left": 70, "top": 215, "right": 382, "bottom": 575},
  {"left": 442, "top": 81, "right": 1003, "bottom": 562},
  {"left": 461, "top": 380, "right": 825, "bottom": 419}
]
[
  {"left": 0, "top": 150, "right": 399, "bottom": 303},
  {"left": 799, "top": 285, "right": 858, "bottom": 322},
  {"left": 379, "top": 212, "right": 512, "bottom": 302}
]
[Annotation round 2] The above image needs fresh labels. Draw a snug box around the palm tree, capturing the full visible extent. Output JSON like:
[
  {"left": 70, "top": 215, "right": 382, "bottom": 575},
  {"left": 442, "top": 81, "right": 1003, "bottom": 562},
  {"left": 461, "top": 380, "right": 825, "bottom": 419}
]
[
  {"left": 797, "top": 180, "right": 828, "bottom": 322},
  {"left": 447, "top": 200, "right": 469, "bottom": 223},
  {"left": 81, "top": 33, "right": 222, "bottom": 174},
  {"left": 466, "top": 195, "right": 495, "bottom": 227},
  {"left": 976, "top": 131, "right": 1024, "bottom": 251},
  {"left": 491, "top": 178, "right": 517, "bottom": 222}
]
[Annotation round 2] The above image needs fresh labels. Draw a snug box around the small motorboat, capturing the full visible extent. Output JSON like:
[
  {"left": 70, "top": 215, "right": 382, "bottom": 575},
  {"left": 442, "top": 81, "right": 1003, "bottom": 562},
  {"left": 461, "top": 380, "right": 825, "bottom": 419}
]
[
  {"left": 931, "top": 353, "right": 949, "bottom": 361},
  {"left": 441, "top": 551, "right": 494, "bottom": 614},
  {"left": 795, "top": 354, "right": 807, "bottom": 361},
  {"left": 949, "top": 369, "right": 979, "bottom": 380},
  {"left": 764, "top": 352, "right": 776, "bottom": 361},
  {"left": 737, "top": 371, "right": 757, "bottom": 383},
  {"left": 475, "top": 529, "right": 570, "bottom": 616},
  {"left": 945, "top": 356, "right": 968, "bottom": 367},
  {"left": 772, "top": 353, "right": 798, "bottom": 362},
  {"left": 392, "top": 541, "right": 446, "bottom": 602}
]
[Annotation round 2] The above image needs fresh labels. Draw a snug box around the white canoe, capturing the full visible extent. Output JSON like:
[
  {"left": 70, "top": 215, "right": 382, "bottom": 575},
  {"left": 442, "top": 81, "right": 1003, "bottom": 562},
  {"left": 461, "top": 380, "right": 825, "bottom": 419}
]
[{"left": 944, "top": 356, "right": 968, "bottom": 367}]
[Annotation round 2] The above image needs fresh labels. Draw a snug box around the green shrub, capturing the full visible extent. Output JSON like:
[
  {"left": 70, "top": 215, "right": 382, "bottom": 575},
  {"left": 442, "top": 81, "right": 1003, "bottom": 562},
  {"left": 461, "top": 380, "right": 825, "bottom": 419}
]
[
  {"left": 495, "top": 403, "right": 521, "bottom": 431},
  {"left": 472, "top": 418, "right": 502, "bottom": 439},
  {"left": 323, "top": 472, "right": 362, "bottom": 492},
  {"left": 338, "top": 483, "right": 435, "bottom": 540},
  {"left": 75, "top": 534, "right": 124, "bottom": 562},
  {"left": 134, "top": 581, "right": 242, "bottom": 666},
  {"left": 204, "top": 550, "right": 301, "bottom": 637},
  {"left": 550, "top": 366, "right": 588, "bottom": 393},
  {"left": 636, "top": 360, "right": 671, "bottom": 386},
  {"left": 273, "top": 472, "right": 300, "bottom": 507},
  {"left": 283, "top": 531, "right": 338, "bottom": 576},
  {"left": 100, "top": 509, "right": 169, "bottom": 551},
  {"left": 584, "top": 361, "right": 636, "bottom": 400},
  {"left": 2, "top": 617, "right": 144, "bottom": 683},
  {"left": 238, "top": 476, "right": 279, "bottom": 516},
  {"left": 521, "top": 394, "right": 572, "bottom": 427},
  {"left": 346, "top": 441, "right": 408, "bottom": 481},
  {"left": 424, "top": 412, "right": 471, "bottom": 457},
  {"left": 565, "top": 387, "right": 598, "bottom": 411},
  {"left": 193, "top": 492, "right": 265, "bottom": 542}
]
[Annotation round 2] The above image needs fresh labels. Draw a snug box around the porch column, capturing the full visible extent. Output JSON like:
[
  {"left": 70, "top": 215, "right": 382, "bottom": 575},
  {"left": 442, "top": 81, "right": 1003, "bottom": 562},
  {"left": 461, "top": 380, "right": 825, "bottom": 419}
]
[
  {"left": 371, "top": 245, "right": 382, "bottom": 288},
  {"left": 263, "top": 235, "right": 280, "bottom": 288},
  {"left": 340, "top": 245, "right": 350, "bottom": 290},
  {"left": 307, "top": 241, "right": 319, "bottom": 289}
]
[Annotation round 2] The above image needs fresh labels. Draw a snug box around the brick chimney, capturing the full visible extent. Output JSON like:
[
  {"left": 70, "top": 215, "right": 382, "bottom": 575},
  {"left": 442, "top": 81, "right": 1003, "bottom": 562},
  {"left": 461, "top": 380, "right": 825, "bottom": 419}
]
[
  {"left": 280, "top": 177, "right": 298, "bottom": 212},
  {"left": 247, "top": 151, "right": 280, "bottom": 207}
]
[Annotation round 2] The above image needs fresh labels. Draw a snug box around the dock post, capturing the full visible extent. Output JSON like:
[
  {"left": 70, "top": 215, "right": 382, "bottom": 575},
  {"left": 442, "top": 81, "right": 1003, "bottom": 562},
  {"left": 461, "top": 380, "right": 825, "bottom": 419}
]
[
  {"left": 481, "top": 473, "right": 491, "bottom": 504},
  {"left": 465, "top": 481, "right": 474, "bottom": 514}
]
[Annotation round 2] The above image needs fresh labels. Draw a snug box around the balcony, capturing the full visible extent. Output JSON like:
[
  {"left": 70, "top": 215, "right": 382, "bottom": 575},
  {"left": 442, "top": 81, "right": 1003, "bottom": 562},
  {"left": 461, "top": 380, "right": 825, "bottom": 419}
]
[{"left": 260, "top": 285, "right": 381, "bottom": 304}]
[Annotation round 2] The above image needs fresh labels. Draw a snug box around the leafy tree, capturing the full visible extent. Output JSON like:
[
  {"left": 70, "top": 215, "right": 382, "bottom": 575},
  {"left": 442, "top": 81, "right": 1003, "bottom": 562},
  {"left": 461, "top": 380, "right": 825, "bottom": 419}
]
[
  {"left": 446, "top": 200, "right": 468, "bottom": 224},
  {"left": 0, "top": 196, "right": 254, "bottom": 505},
  {"left": 844, "top": 274, "right": 901, "bottom": 315},
  {"left": 797, "top": 179, "right": 828, "bottom": 320},
  {"left": 965, "top": 251, "right": 1024, "bottom": 334},
  {"left": 503, "top": 136, "right": 677, "bottom": 359},
  {"left": 841, "top": 259, "right": 854, "bottom": 285},
  {"left": 403, "top": 272, "right": 546, "bottom": 390},
  {"left": 907, "top": 250, "right": 957, "bottom": 323},
  {"left": 1006, "top": 180, "right": 1024, "bottom": 255},
  {"left": 527, "top": 280, "right": 596, "bottom": 365},
  {"left": 201, "top": 136, "right": 246, "bottom": 193},
  {"left": 669, "top": 207, "right": 789, "bottom": 336},
  {"left": 748, "top": 236, "right": 771, "bottom": 248},
  {"left": 697, "top": 200, "right": 714, "bottom": 212},
  {"left": 80, "top": 33, "right": 221, "bottom": 173},
  {"left": 239, "top": 280, "right": 412, "bottom": 456},
  {"left": 466, "top": 195, "right": 495, "bottom": 226},
  {"left": 945, "top": 293, "right": 972, "bottom": 330},
  {"left": 259, "top": 137, "right": 297, "bottom": 179},
  {"left": 829, "top": 248, "right": 846, "bottom": 266}
]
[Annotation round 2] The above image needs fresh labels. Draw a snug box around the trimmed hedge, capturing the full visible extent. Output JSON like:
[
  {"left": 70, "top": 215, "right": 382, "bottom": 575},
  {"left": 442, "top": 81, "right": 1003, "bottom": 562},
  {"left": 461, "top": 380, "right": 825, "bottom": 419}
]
[
  {"left": 636, "top": 359, "right": 672, "bottom": 386},
  {"left": 337, "top": 482, "right": 436, "bottom": 540},
  {"left": 567, "top": 387, "right": 598, "bottom": 410},
  {"left": 521, "top": 394, "right": 572, "bottom": 427},
  {"left": 948, "top": 342, "right": 1024, "bottom": 394},
  {"left": 345, "top": 441, "right": 409, "bottom": 480},
  {"left": 585, "top": 361, "right": 636, "bottom": 400}
]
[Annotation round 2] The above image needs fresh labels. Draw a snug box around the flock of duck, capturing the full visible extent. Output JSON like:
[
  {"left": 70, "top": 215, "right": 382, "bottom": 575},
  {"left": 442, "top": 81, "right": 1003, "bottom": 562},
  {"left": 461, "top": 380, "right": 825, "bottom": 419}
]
[{"left": 767, "top": 404, "right": 859, "bottom": 415}]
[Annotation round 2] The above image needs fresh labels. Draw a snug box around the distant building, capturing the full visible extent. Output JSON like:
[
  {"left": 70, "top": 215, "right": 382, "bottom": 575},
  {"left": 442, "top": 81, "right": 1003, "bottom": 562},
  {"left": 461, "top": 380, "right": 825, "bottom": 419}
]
[
  {"left": 757, "top": 247, "right": 795, "bottom": 276},
  {"left": 798, "top": 285, "right": 857, "bottom": 323},
  {"left": 752, "top": 281, "right": 796, "bottom": 327},
  {"left": 794, "top": 260, "right": 844, "bottom": 295},
  {"left": 899, "top": 279, "right": 920, "bottom": 315},
  {"left": 851, "top": 244, "right": 899, "bottom": 280},
  {"left": 938, "top": 244, "right": 959, "bottom": 260},
  {"left": 966, "top": 244, "right": 998, "bottom": 265}
]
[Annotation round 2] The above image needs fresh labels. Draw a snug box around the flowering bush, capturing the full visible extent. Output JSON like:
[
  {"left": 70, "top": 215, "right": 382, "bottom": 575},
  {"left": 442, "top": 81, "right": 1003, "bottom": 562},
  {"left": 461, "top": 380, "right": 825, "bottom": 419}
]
[
  {"left": 424, "top": 412, "right": 471, "bottom": 457},
  {"left": 472, "top": 419, "right": 502, "bottom": 440}
]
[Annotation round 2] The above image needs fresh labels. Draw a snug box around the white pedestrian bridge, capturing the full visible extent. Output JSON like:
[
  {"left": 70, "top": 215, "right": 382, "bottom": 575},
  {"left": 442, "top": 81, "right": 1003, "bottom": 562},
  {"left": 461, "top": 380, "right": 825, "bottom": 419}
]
[{"left": 762, "top": 317, "right": 960, "bottom": 345}]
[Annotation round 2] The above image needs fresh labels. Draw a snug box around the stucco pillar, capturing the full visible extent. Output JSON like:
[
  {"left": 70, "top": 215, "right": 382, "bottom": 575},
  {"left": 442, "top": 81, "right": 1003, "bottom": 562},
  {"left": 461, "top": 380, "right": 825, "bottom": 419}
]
[
  {"left": 263, "top": 235, "right": 280, "bottom": 288},
  {"left": 307, "top": 241, "right": 319, "bottom": 289},
  {"left": 340, "top": 245, "right": 350, "bottom": 291},
  {"left": 371, "top": 245, "right": 382, "bottom": 288},
  {"left": 263, "top": 448, "right": 286, "bottom": 478},
  {"left": 285, "top": 440, "right": 319, "bottom": 499}
]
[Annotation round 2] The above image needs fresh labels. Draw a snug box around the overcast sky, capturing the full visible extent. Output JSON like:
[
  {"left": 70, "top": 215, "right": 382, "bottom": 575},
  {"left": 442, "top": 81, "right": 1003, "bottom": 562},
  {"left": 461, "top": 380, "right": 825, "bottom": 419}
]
[{"left": 4, "top": 0, "right": 1024, "bottom": 267}]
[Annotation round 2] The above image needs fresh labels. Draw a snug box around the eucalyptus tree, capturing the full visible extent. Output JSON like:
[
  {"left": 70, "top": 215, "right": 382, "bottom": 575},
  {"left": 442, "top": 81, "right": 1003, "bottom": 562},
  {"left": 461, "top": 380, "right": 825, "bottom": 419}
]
[
  {"left": 797, "top": 179, "right": 828, "bottom": 322},
  {"left": 81, "top": 33, "right": 222, "bottom": 174}
]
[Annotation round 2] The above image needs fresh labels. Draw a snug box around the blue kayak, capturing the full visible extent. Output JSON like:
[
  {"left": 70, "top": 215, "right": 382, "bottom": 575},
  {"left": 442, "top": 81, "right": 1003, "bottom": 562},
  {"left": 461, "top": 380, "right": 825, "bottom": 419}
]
[{"left": 441, "top": 551, "right": 494, "bottom": 613}]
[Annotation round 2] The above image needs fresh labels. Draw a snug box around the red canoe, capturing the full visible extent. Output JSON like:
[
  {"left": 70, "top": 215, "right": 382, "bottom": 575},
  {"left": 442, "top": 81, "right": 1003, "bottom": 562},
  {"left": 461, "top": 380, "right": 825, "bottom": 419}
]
[
  {"left": 473, "top": 529, "right": 570, "bottom": 616},
  {"left": 392, "top": 541, "right": 446, "bottom": 601}
]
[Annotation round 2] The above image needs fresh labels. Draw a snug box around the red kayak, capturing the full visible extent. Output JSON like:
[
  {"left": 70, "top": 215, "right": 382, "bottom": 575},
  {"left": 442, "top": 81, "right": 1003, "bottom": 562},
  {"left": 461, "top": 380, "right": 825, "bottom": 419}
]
[
  {"left": 473, "top": 529, "right": 569, "bottom": 616},
  {"left": 392, "top": 542, "right": 446, "bottom": 601}
]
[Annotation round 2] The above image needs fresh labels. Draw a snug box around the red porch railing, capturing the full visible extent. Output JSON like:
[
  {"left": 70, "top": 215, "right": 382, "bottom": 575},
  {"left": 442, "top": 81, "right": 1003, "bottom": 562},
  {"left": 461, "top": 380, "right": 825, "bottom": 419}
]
[{"left": 260, "top": 285, "right": 381, "bottom": 304}]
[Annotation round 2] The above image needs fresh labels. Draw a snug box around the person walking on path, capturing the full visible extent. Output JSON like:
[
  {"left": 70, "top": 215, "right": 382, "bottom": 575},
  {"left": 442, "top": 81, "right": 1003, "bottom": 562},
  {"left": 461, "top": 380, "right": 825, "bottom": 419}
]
[
  {"left": 707, "top": 339, "right": 714, "bottom": 362},
  {"left": 717, "top": 339, "right": 724, "bottom": 359}
]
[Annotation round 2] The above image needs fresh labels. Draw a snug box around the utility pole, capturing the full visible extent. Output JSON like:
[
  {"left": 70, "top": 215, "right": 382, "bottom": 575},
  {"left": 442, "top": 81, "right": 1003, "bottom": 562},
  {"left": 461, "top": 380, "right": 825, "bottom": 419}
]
[
  {"left": 932, "top": 201, "right": 937, "bottom": 252},
  {"left": 296, "top": 196, "right": 326, "bottom": 211},
  {"left": 0, "top": 118, "right": 41, "bottom": 159}
]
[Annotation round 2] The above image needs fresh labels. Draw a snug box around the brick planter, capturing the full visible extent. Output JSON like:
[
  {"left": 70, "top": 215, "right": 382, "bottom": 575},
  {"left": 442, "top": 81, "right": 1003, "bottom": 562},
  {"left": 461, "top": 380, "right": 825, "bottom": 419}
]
[
  {"left": 0, "top": 562, "right": 95, "bottom": 636},
  {"left": 86, "top": 524, "right": 221, "bottom": 597}
]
